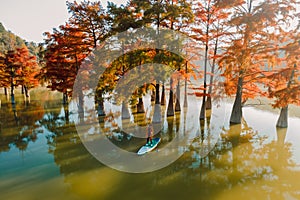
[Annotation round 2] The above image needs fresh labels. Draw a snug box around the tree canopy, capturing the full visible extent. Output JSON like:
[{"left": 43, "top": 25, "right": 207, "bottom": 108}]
[{"left": 9, "top": 0, "right": 299, "bottom": 126}]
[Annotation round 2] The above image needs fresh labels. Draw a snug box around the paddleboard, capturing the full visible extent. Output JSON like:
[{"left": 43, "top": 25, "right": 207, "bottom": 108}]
[{"left": 137, "top": 138, "right": 161, "bottom": 155}]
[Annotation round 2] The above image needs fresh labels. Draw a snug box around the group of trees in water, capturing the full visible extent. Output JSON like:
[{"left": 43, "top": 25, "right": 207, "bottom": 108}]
[
  {"left": 1, "top": 2, "right": 300, "bottom": 198},
  {"left": 0, "top": 0, "right": 299, "bottom": 128},
  {"left": 1, "top": 87, "right": 299, "bottom": 199},
  {"left": 0, "top": 23, "right": 40, "bottom": 103}
]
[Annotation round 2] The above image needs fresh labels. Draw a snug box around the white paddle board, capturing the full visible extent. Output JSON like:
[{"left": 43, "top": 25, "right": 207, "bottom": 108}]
[{"left": 137, "top": 138, "right": 161, "bottom": 155}]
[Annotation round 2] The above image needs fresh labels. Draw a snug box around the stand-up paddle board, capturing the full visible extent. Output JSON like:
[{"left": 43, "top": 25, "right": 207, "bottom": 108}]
[{"left": 137, "top": 138, "right": 161, "bottom": 155}]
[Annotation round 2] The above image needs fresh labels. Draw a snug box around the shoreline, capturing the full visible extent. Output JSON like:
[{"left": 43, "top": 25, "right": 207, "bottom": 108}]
[
  {"left": 219, "top": 96, "right": 300, "bottom": 119},
  {"left": 244, "top": 97, "right": 300, "bottom": 118}
]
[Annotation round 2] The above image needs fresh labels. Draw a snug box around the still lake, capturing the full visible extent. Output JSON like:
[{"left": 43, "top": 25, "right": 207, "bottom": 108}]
[{"left": 0, "top": 87, "right": 300, "bottom": 200}]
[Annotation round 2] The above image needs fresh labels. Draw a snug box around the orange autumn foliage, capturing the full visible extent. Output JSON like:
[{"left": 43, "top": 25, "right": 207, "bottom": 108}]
[{"left": 266, "top": 33, "right": 300, "bottom": 108}]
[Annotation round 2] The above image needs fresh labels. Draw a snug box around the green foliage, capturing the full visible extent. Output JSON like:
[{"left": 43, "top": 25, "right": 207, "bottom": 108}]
[{"left": 0, "top": 22, "right": 26, "bottom": 53}]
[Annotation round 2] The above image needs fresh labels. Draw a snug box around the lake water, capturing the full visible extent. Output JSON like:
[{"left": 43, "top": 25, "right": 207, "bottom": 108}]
[{"left": 0, "top": 88, "right": 300, "bottom": 200}]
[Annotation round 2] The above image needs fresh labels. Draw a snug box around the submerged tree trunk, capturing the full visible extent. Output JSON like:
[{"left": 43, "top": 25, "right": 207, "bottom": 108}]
[
  {"left": 23, "top": 86, "right": 30, "bottom": 105},
  {"left": 175, "top": 80, "right": 181, "bottom": 112},
  {"left": 167, "top": 78, "right": 174, "bottom": 116},
  {"left": 199, "top": 95, "right": 206, "bottom": 120},
  {"left": 199, "top": 60, "right": 208, "bottom": 119},
  {"left": 276, "top": 106, "right": 288, "bottom": 128},
  {"left": 276, "top": 64, "right": 296, "bottom": 128},
  {"left": 151, "top": 90, "right": 155, "bottom": 102},
  {"left": 78, "top": 90, "right": 84, "bottom": 121},
  {"left": 161, "top": 83, "right": 166, "bottom": 106},
  {"left": 200, "top": 13, "right": 210, "bottom": 119},
  {"left": 137, "top": 97, "right": 145, "bottom": 113},
  {"left": 24, "top": 85, "right": 29, "bottom": 98},
  {"left": 206, "top": 95, "right": 212, "bottom": 110},
  {"left": 78, "top": 90, "right": 84, "bottom": 110},
  {"left": 230, "top": 76, "right": 243, "bottom": 124},
  {"left": 63, "top": 92, "right": 68, "bottom": 105},
  {"left": 97, "top": 98, "right": 105, "bottom": 116},
  {"left": 96, "top": 89, "right": 105, "bottom": 116},
  {"left": 64, "top": 104, "right": 69, "bottom": 124},
  {"left": 152, "top": 82, "right": 162, "bottom": 125},
  {"left": 121, "top": 101, "right": 130, "bottom": 119},
  {"left": 155, "top": 83, "right": 160, "bottom": 104},
  {"left": 11, "top": 85, "right": 15, "bottom": 104}
]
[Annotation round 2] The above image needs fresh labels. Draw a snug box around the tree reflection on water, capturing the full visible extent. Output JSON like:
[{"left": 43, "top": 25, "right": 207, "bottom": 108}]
[
  {"left": 0, "top": 96, "right": 44, "bottom": 152},
  {"left": 1, "top": 92, "right": 300, "bottom": 200},
  {"left": 43, "top": 103, "right": 300, "bottom": 200}
]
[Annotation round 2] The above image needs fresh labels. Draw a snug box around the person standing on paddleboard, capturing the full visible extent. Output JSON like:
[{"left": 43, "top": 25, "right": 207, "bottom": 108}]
[{"left": 146, "top": 124, "right": 153, "bottom": 146}]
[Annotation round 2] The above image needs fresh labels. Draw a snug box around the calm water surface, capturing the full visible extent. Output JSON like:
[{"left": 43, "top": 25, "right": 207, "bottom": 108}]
[{"left": 0, "top": 88, "right": 300, "bottom": 200}]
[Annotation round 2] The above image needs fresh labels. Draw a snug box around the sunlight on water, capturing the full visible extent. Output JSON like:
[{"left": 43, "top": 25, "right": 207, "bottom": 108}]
[{"left": 65, "top": 168, "right": 123, "bottom": 200}]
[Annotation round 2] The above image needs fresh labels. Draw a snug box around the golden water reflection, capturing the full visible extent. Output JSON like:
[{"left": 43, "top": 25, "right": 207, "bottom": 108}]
[
  {"left": 0, "top": 91, "right": 300, "bottom": 200},
  {"left": 46, "top": 112, "right": 300, "bottom": 200}
]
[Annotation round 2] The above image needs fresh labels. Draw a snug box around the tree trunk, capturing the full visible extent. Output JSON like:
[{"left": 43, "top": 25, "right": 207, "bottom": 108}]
[
  {"left": 155, "top": 83, "right": 160, "bottom": 104},
  {"left": 207, "top": 32, "right": 219, "bottom": 110},
  {"left": 97, "top": 98, "right": 105, "bottom": 116},
  {"left": 167, "top": 78, "right": 174, "bottom": 116},
  {"left": 151, "top": 90, "right": 155, "bottom": 102},
  {"left": 184, "top": 62, "right": 188, "bottom": 108},
  {"left": 4, "top": 87, "right": 7, "bottom": 96},
  {"left": 206, "top": 60, "right": 214, "bottom": 110},
  {"left": 276, "top": 64, "right": 296, "bottom": 128},
  {"left": 24, "top": 85, "right": 29, "bottom": 98},
  {"left": 199, "top": 94, "right": 206, "bottom": 120},
  {"left": 199, "top": 64, "right": 208, "bottom": 119},
  {"left": 78, "top": 90, "right": 84, "bottom": 110},
  {"left": 63, "top": 92, "right": 68, "bottom": 105},
  {"left": 121, "top": 101, "right": 130, "bottom": 119},
  {"left": 152, "top": 82, "right": 162, "bottom": 122},
  {"left": 161, "top": 83, "right": 166, "bottom": 106},
  {"left": 206, "top": 96, "right": 212, "bottom": 110},
  {"left": 11, "top": 85, "right": 15, "bottom": 104},
  {"left": 21, "top": 85, "right": 24, "bottom": 94},
  {"left": 137, "top": 97, "right": 145, "bottom": 113},
  {"left": 276, "top": 106, "right": 288, "bottom": 128},
  {"left": 64, "top": 104, "right": 69, "bottom": 124},
  {"left": 230, "top": 76, "right": 243, "bottom": 124},
  {"left": 175, "top": 80, "right": 181, "bottom": 111},
  {"left": 200, "top": 17, "right": 210, "bottom": 119},
  {"left": 78, "top": 90, "right": 84, "bottom": 121}
]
